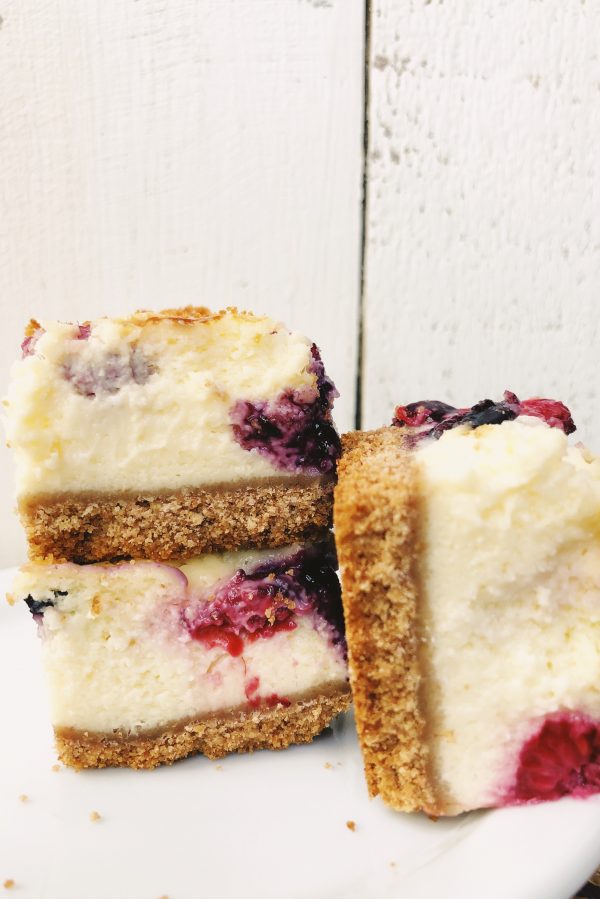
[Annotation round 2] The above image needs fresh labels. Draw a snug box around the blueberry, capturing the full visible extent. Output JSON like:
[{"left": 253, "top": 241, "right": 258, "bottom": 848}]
[
  {"left": 230, "top": 344, "right": 340, "bottom": 474},
  {"left": 24, "top": 596, "right": 55, "bottom": 616},
  {"left": 24, "top": 588, "right": 67, "bottom": 617},
  {"left": 462, "top": 402, "right": 518, "bottom": 428},
  {"left": 405, "top": 400, "right": 457, "bottom": 422}
]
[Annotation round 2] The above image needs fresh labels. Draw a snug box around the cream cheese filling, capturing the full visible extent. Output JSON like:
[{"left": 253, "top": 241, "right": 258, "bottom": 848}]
[
  {"left": 5, "top": 311, "right": 318, "bottom": 496},
  {"left": 12, "top": 547, "right": 346, "bottom": 733},
  {"left": 415, "top": 418, "right": 600, "bottom": 811}
]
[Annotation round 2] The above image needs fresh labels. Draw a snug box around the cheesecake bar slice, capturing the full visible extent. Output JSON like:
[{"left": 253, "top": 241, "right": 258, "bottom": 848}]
[
  {"left": 335, "top": 393, "right": 600, "bottom": 815},
  {"left": 6, "top": 307, "right": 340, "bottom": 562},
  {"left": 10, "top": 540, "right": 349, "bottom": 769}
]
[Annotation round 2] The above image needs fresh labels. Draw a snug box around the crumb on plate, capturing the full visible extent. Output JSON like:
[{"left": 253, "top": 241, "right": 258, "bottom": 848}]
[
  {"left": 324, "top": 762, "right": 333, "bottom": 769},
  {"left": 89, "top": 810, "right": 102, "bottom": 822},
  {"left": 346, "top": 820, "right": 356, "bottom": 832},
  {"left": 51, "top": 764, "right": 61, "bottom": 773},
  {"left": 3, "top": 880, "right": 15, "bottom": 890},
  {"left": 18, "top": 795, "right": 28, "bottom": 803}
]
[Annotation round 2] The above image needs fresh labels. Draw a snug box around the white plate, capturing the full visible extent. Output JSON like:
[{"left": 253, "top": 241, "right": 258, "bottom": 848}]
[{"left": 1, "top": 565, "right": 599, "bottom": 899}]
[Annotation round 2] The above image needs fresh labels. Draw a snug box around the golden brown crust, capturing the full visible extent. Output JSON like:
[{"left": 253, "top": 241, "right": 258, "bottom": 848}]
[
  {"left": 334, "top": 428, "right": 437, "bottom": 814},
  {"left": 20, "top": 479, "right": 333, "bottom": 563},
  {"left": 24, "top": 318, "right": 41, "bottom": 338},
  {"left": 54, "top": 686, "right": 351, "bottom": 770},
  {"left": 129, "top": 306, "right": 274, "bottom": 328},
  {"left": 130, "top": 305, "right": 232, "bottom": 326}
]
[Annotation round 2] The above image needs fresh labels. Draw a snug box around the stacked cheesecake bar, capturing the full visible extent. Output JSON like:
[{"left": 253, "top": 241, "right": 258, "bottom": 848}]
[{"left": 7, "top": 307, "right": 350, "bottom": 768}]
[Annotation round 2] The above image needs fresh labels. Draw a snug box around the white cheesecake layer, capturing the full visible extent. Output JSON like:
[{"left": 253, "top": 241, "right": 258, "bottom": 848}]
[
  {"left": 5, "top": 309, "right": 318, "bottom": 497},
  {"left": 416, "top": 417, "right": 600, "bottom": 812},
  {"left": 11, "top": 548, "right": 346, "bottom": 734}
]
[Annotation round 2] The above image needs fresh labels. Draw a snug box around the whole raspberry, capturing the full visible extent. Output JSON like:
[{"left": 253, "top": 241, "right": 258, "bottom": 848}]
[{"left": 511, "top": 714, "right": 600, "bottom": 803}]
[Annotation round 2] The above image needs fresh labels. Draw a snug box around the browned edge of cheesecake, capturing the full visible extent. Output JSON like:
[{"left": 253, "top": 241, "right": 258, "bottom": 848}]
[
  {"left": 55, "top": 684, "right": 352, "bottom": 770},
  {"left": 20, "top": 477, "right": 334, "bottom": 563},
  {"left": 334, "top": 428, "right": 439, "bottom": 815}
]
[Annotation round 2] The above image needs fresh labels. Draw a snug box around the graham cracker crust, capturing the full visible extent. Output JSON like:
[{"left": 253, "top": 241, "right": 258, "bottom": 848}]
[
  {"left": 54, "top": 685, "right": 351, "bottom": 770},
  {"left": 20, "top": 478, "right": 333, "bottom": 563},
  {"left": 334, "top": 429, "right": 438, "bottom": 815}
]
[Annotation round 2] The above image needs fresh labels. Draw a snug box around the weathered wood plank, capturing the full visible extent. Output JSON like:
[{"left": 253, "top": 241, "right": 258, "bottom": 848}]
[{"left": 363, "top": 1, "right": 600, "bottom": 440}]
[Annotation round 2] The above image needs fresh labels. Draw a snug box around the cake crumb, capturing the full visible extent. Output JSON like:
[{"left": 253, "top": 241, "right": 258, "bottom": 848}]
[
  {"left": 51, "top": 764, "right": 61, "bottom": 773},
  {"left": 389, "top": 861, "right": 397, "bottom": 868},
  {"left": 18, "top": 794, "right": 28, "bottom": 803},
  {"left": 324, "top": 762, "right": 333, "bottom": 769},
  {"left": 3, "top": 880, "right": 15, "bottom": 890},
  {"left": 89, "top": 810, "right": 102, "bottom": 822},
  {"left": 346, "top": 820, "right": 356, "bottom": 832},
  {"left": 215, "top": 764, "right": 223, "bottom": 771}
]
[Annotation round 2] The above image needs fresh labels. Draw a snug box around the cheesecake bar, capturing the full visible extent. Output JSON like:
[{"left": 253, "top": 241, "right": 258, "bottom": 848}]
[
  {"left": 10, "top": 540, "right": 349, "bottom": 768},
  {"left": 335, "top": 392, "right": 600, "bottom": 815},
  {"left": 6, "top": 307, "right": 340, "bottom": 562}
]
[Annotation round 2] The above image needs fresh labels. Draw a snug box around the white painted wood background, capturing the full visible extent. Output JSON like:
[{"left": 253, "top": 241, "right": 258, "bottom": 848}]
[
  {"left": 1, "top": 0, "right": 599, "bottom": 566},
  {"left": 363, "top": 0, "right": 600, "bottom": 437}
]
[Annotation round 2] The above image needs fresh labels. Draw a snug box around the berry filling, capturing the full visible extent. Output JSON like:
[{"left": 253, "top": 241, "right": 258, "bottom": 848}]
[
  {"left": 184, "top": 542, "right": 345, "bottom": 658},
  {"left": 21, "top": 326, "right": 45, "bottom": 358},
  {"left": 62, "top": 345, "right": 157, "bottom": 397},
  {"left": 76, "top": 323, "right": 91, "bottom": 340},
  {"left": 393, "top": 390, "right": 575, "bottom": 444},
  {"left": 244, "top": 676, "right": 290, "bottom": 709},
  {"left": 19, "top": 318, "right": 156, "bottom": 396},
  {"left": 230, "top": 344, "right": 341, "bottom": 474},
  {"left": 507, "top": 713, "right": 600, "bottom": 804},
  {"left": 24, "top": 589, "right": 68, "bottom": 622}
]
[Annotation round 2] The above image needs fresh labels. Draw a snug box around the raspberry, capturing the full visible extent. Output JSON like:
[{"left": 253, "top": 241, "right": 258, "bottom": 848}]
[
  {"left": 185, "top": 542, "right": 345, "bottom": 657},
  {"left": 518, "top": 398, "right": 576, "bottom": 435},
  {"left": 76, "top": 323, "right": 91, "bottom": 340},
  {"left": 21, "top": 327, "right": 45, "bottom": 359},
  {"left": 510, "top": 714, "right": 600, "bottom": 803}
]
